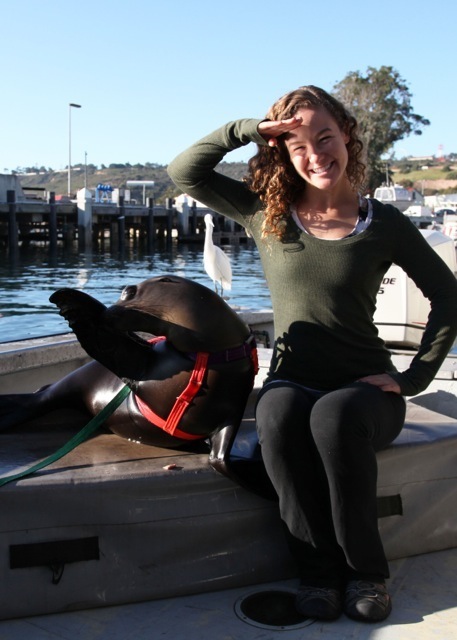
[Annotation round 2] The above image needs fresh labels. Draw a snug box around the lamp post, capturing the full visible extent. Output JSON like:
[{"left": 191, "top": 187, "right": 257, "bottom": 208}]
[{"left": 68, "top": 103, "right": 81, "bottom": 197}]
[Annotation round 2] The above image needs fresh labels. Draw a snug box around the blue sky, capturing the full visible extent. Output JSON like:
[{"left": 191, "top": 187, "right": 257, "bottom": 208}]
[{"left": 2, "top": 0, "right": 456, "bottom": 174}]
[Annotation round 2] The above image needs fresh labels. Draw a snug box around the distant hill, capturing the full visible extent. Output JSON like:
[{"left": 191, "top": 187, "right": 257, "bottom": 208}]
[
  {"left": 16, "top": 161, "right": 250, "bottom": 204},
  {"left": 16, "top": 160, "right": 457, "bottom": 202}
]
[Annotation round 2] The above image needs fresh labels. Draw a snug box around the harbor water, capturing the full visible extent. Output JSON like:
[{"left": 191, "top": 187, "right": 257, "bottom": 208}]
[{"left": 0, "top": 244, "right": 271, "bottom": 344}]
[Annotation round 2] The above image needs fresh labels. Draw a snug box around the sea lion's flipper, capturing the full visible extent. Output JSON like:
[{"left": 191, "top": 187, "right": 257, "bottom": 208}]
[
  {"left": 209, "top": 420, "right": 277, "bottom": 501},
  {"left": 208, "top": 422, "right": 239, "bottom": 477},
  {"left": 50, "top": 289, "right": 154, "bottom": 380},
  {"left": 0, "top": 394, "right": 52, "bottom": 431}
]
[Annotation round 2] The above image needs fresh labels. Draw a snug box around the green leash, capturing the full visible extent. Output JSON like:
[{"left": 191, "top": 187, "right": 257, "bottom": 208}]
[{"left": 0, "top": 385, "right": 131, "bottom": 488}]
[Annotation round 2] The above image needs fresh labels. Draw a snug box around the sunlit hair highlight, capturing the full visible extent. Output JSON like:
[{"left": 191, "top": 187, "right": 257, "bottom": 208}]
[{"left": 245, "top": 86, "right": 365, "bottom": 241}]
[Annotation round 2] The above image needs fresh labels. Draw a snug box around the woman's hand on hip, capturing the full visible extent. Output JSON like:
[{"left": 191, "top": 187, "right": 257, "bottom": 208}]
[
  {"left": 258, "top": 116, "right": 303, "bottom": 147},
  {"left": 357, "top": 373, "right": 402, "bottom": 394}
]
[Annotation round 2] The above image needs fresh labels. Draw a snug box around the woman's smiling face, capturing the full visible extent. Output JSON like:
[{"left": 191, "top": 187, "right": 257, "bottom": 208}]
[{"left": 284, "top": 106, "right": 350, "bottom": 193}]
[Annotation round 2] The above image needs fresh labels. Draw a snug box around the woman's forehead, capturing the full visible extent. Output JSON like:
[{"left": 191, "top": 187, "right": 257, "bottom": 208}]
[{"left": 284, "top": 108, "right": 337, "bottom": 139}]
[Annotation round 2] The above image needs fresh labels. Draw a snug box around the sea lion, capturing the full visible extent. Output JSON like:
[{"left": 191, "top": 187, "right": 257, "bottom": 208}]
[{"left": 0, "top": 276, "right": 257, "bottom": 469}]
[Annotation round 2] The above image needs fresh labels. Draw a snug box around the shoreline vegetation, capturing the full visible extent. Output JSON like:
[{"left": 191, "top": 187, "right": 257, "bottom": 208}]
[{"left": 15, "top": 162, "right": 247, "bottom": 204}]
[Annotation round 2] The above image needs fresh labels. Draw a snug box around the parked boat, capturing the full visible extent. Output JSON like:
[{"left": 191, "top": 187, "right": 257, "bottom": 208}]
[
  {"left": 401, "top": 204, "right": 435, "bottom": 228},
  {"left": 0, "top": 231, "right": 456, "bottom": 638},
  {"left": 373, "top": 184, "right": 425, "bottom": 212},
  {"left": 439, "top": 212, "right": 457, "bottom": 246},
  {"left": 374, "top": 185, "right": 434, "bottom": 228}
]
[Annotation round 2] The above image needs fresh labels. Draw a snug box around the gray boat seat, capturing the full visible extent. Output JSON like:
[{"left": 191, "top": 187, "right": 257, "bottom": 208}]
[{"left": 0, "top": 350, "right": 456, "bottom": 620}]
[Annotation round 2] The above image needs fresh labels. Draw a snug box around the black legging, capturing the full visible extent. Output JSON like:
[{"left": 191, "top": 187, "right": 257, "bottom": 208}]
[{"left": 255, "top": 380, "right": 406, "bottom": 587}]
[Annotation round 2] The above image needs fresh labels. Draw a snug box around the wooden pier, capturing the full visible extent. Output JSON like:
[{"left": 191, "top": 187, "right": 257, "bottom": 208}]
[{"left": 0, "top": 190, "right": 251, "bottom": 254}]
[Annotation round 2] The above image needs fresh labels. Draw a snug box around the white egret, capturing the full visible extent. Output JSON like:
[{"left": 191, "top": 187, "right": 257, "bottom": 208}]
[{"left": 203, "top": 213, "right": 232, "bottom": 296}]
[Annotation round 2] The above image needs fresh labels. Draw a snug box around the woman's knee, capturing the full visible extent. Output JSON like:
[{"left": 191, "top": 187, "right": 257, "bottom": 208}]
[
  {"left": 310, "top": 383, "right": 405, "bottom": 449},
  {"left": 255, "top": 383, "right": 313, "bottom": 445}
]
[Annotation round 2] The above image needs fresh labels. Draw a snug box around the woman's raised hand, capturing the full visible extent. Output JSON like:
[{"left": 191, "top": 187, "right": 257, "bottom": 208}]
[{"left": 258, "top": 116, "right": 303, "bottom": 147}]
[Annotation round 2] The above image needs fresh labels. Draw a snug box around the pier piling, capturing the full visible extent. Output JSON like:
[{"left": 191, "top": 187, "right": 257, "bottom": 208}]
[
  {"left": 48, "top": 192, "right": 58, "bottom": 251},
  {"left": 147, "top": 197, "right": 155, "bottom": 251},
  {"left": 165, "top": 198, "right": 173, "bottom": 247},
  {"left": 6, "top": 190, "right": 18, "bottom": 257}
]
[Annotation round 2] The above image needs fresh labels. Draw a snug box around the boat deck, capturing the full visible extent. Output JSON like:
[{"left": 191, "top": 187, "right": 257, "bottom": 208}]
[
  {"left": 0, "top": 347, "right": 457, "bottom": 637},
  {"left": 0, "top": 549, "right": 456, "bottom": 639}
]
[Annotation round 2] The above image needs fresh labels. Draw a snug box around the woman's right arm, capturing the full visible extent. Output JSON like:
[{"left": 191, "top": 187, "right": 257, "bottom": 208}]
[{"left": 167, "top": 119, "right": 265, "bottom": 223}]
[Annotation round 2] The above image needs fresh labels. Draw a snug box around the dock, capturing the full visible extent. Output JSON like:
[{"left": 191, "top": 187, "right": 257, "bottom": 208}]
[{"left": 0, "top": 189, "right": 252, "bottom": 253}]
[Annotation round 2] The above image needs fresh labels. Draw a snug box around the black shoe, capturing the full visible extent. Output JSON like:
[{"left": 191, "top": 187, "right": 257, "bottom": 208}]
[
  {"left": 344, "top": 580, "right": 392, "bottom": 622},
  {"left": 294, "top": 585, "right": 342, "bottom": 621}
]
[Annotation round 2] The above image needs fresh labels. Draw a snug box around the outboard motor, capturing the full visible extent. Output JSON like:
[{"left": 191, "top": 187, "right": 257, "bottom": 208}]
[{"left": 374, "top": 230, "right": 457, "bottom": 348}]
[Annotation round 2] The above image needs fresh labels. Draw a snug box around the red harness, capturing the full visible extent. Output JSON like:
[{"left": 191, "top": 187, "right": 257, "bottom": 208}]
[{"left": 134, "top": 336, "right": 258, "bottom": 441}]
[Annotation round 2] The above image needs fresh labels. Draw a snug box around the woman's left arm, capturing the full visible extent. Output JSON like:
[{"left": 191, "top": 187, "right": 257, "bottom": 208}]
[{"left": 384, "top": 212, "right": 457, "bottom": 396}]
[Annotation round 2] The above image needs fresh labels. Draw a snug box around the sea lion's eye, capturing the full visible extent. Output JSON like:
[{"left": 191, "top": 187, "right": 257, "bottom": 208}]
[{"left": 120, "top": 285, "right": 137, "bottom": 301}]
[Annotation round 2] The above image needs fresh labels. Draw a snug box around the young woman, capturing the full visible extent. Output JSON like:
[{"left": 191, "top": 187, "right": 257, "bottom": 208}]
[{"left": 167, "top": 86, "right": 457, "bottom": 623}]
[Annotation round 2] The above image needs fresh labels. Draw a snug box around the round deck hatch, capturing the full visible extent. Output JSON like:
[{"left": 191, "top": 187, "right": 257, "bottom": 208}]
[{"left": 234, "top": 587, "right": 315, "bottom": 630}]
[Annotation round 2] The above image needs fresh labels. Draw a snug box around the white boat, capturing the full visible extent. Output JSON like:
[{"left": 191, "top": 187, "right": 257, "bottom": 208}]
[
  {"left": 0, "top": 231, "right": 457, "bottom": 638},
  {"left": 439, "top": 212, "right": 457, "bottom": 246},
  {"left": 401, "top": 204, "right": 435, "bottom": 228},
  {"left": 374, "top": 185, "right": 434, "bottom": 228},
  {"left": 373, "top": 184, "right": 425, "bottom": 213}
]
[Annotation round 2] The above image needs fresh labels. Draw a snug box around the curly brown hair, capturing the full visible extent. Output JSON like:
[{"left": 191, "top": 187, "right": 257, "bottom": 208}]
[{"left": 245, "top": 86, "right": 366, "bottom": 241}]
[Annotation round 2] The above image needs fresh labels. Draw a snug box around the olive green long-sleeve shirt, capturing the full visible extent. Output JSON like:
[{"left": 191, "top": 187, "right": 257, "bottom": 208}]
[{"left": 168, "top": 119, "right": 457, "bottom": 396}]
